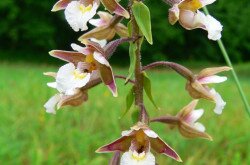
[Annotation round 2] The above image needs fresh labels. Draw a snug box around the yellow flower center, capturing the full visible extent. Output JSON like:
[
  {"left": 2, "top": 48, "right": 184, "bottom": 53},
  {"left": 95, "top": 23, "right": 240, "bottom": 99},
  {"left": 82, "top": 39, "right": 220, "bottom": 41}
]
[
  {"left": 132, "top": 151, "right": 146, "bottom": 161},
  {"left": 73, "top": 70, "right": 87, "bottom": 80},
  {"left": 85, "top": 54, "right": 95, "bottom": 63},
  {"left": 179, "top": 0, "right": 202, "bottom": 11},
  {"left": 79, "top": 4, "right": 92, "bottom": 14}
]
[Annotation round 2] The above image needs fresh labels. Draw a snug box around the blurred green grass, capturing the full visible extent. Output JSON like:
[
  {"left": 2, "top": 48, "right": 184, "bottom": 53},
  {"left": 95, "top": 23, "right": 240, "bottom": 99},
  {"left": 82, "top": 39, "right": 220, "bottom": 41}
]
[{"left": 0, "top": 62, "right": 250, "bottom": 165}]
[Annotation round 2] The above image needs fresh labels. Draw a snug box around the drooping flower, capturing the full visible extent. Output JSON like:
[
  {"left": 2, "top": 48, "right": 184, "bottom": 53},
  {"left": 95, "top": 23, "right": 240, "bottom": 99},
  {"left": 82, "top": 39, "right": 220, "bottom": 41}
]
[
  {"left": 52, "top": 0, "right": 99, "bottom": 32},
  {"left": 96, "top": 122, "right": 182, "bottom": 164},
  {"left": 151, "top": 100, "right": 212, "bottom": 140},
  {"left": 49, "top": 40, "right": 118, "bottom": 97},
  {"left": 79, "top": 11, "right": 128, "bottom": 41},
  {"left": 168, "top": 0, "right": 223, "bottom": 40},
  {"left": 185, "top": 66, "right": 231, "bottom": 114}
]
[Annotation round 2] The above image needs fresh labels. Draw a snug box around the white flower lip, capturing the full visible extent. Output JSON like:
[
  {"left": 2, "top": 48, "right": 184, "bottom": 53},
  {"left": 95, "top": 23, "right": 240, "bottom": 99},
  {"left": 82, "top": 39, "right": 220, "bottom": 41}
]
[
  {"left": 65, "top": 1, "right": 99, "bottom": 32},
  {"left": 56, "top": 63, "right": 91, "bottom": 95},
  {"left": 210, "top": 88, "right": 226, "bottom": 115},
  {"left": 121, "top": 150, "right": 155, "bottom": 165},
  {"left": 44, "top": 94, "right": 61, "bottom": 114}
]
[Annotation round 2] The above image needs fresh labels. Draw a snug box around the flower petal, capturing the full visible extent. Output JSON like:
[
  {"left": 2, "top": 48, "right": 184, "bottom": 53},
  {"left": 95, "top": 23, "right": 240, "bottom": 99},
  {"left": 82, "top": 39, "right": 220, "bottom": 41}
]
[
  {"left": 47, "top": 82, "right": 57, "bottom": 89},
  {"left": 193, "top": 122, "right": 206, "bottom": 132},
  {"left": 198, "top": 66, "right": 231, "bottom": 78},
  {"left": 49, "top": 50, "right": 85, "bottom": 64},
  {"left": 121, "top": 130, "right": 134, "bottom": 137},
  {"left": 179, "top": 9, "right": 206, "bottom": 30},
  {"left": 120, "top": 151, "right": 155, "bottom": 165},
  {"left": 94, "top": 52, "right": 118, "bottom": 97},
  {"left": 115, "top": 23, "right": 129, "bottom": 38},
  {"left": 51, "top": 0, "right": 72, "bottom": 12},
  {"left": 185, "top": 109, "right": 204, "bottom": 123},
  {"left": 200, "top": 0, "right": 216, "bottom": 6},
  {"left": 179, "top": 121, "right": 212, "bottom": 140},
  {"left": 150, "top": 137, "right": 182, "bottom": 162},
  {"left": 198, "top": 75, "right": 227, "bottom": 84},
  {"left": 168, "top": 4, "right": 180, "bottom": 25},
  {"left": 71, "top": 43, "right": 92, "bottom": 55},
  {"left": 44, "top": 94, "right": 61, "bottom": 114},
  {"left": 203, "top": 14, "right": 223, "bottom": 41},
  {"left": 143, "top": 130, "right": 158, "bottom": 139},
  {"left": 179, "top": 0, "right": 203, "bottom": 11},
  {"left": 56, "top": 63, "right": 91, "bottom": 94},
  {"left": 100, "top": 0, "right": 130, "bottom": 19},
  {"left": 65, "top": 1, "right": 98, "bottom": 31},
  {"left": 93, "top": 51, "right": 110, "bottom": 66},
  {"left": 96, "top": 136, "right": 132, "bottom": 153},
  {"left": 57, "top": 89, "right": 88, "bottom": 109},
  {"left": 178, "top": 99, "right": 199, "bottom": 119},
  {"left": 186, "top": 80, "right": 214, "bottom": 100},
  {"left": 90, "top": 38, "right": 107, "bottom": 48},
  {"left": 210, "top": 88, "right": 226, "bottom": 115},
  {"left": 89, "top": 11, "right": 112, "bottom": 27},
  {"left": 43, "top": 72, "right": 57, "bottom": 78},
  {"left": 78, "top": 26, "right": 117, "bottom": 41}
]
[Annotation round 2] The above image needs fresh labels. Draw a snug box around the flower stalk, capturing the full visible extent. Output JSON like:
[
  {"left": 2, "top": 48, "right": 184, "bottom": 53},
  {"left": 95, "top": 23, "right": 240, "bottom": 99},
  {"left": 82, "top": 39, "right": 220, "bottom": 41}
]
[
  {"left": 130, "top": 0, "right": 148, "bottom": 124},
  {"left": 203, "top": 6, "right": 250, "bottom": 117}
]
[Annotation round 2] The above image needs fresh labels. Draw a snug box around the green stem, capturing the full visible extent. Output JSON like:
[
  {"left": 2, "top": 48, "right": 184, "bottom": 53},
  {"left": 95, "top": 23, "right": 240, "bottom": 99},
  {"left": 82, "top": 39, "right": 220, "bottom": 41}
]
[
  {"left": 203, "top": 7, "right": 250, "bottom": 117},
  {"left": 130, "top": 0, "right": 149, "bottom": 124}
]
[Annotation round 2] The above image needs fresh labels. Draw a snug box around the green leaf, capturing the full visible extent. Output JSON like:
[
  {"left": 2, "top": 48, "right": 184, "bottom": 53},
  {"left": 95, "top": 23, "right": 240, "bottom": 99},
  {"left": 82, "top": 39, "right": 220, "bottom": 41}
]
[
  {"left": 121, "top": 87, "right": 135, "bottom": 117},
  {"left": 132, "top": 1, "right": 153, "bottom": 45},
  {"left": 126, "top": 42, "right": 137, "bottom": 83},
  {"left": 143, "top": 72, "right": 159, "bottom": 109}
]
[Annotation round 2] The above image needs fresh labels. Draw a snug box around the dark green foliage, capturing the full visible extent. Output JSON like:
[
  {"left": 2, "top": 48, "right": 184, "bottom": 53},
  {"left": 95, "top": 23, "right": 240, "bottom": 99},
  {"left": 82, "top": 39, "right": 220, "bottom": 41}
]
[{"left": 0, "top": 0, "right": 249, "bottom": 64}]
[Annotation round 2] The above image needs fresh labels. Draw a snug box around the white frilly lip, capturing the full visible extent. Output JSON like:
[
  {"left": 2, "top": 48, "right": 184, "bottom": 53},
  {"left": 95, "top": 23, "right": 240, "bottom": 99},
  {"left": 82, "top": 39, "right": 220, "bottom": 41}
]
[
  {"left": 56, "top": 63, "right": 91, "bottom": 95},
  {"left": 120, "top": 150, "right": 155, "bottom": 165},
  {"left": 210, "top": 88, "right": 226, "bottom": 114},
  {"left": 44, "top": 94, "right": 61, "bottom": 114},
  {"left": 65, "top": 1, "right": 99, "bottom": 32}
]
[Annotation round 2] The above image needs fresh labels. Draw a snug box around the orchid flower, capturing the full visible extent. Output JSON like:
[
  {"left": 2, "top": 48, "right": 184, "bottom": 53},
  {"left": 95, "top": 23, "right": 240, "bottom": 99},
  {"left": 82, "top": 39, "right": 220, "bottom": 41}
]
[
  {"left": 96, "top": 122, "right": 182, "bottom": 164},
  {"left": 168, "top": 0, "right": 223, "bottom": 40},
  {"left": 43, "top": 69, "right": 96, "bottom": 114},
  {"left": 152, "top": 100, "right": 212, "bottom": 140},
  {"left": 51, "top": 0, "right": 99, "bottom": 32},
  {"left": 186, "top": 66, "right": 231, "bottom": 114},
  {"left": 49, "top": 40, "right": 118, "bottom": 97},
  {"left": 79, "top": 11, "right": 128, "bottom": 41}
]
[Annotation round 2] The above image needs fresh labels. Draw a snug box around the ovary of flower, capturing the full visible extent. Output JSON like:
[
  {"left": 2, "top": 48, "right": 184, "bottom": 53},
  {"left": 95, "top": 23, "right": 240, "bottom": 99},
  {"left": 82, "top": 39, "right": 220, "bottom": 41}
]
[{"left": 65, "top": 1, "right": 98, "bottom": 32}]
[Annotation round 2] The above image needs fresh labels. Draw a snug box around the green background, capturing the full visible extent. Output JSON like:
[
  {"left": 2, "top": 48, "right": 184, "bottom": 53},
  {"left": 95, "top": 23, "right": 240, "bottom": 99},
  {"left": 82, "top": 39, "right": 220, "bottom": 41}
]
[{"left": 0, "top": 0, "right": 250, "bottom": 164}]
